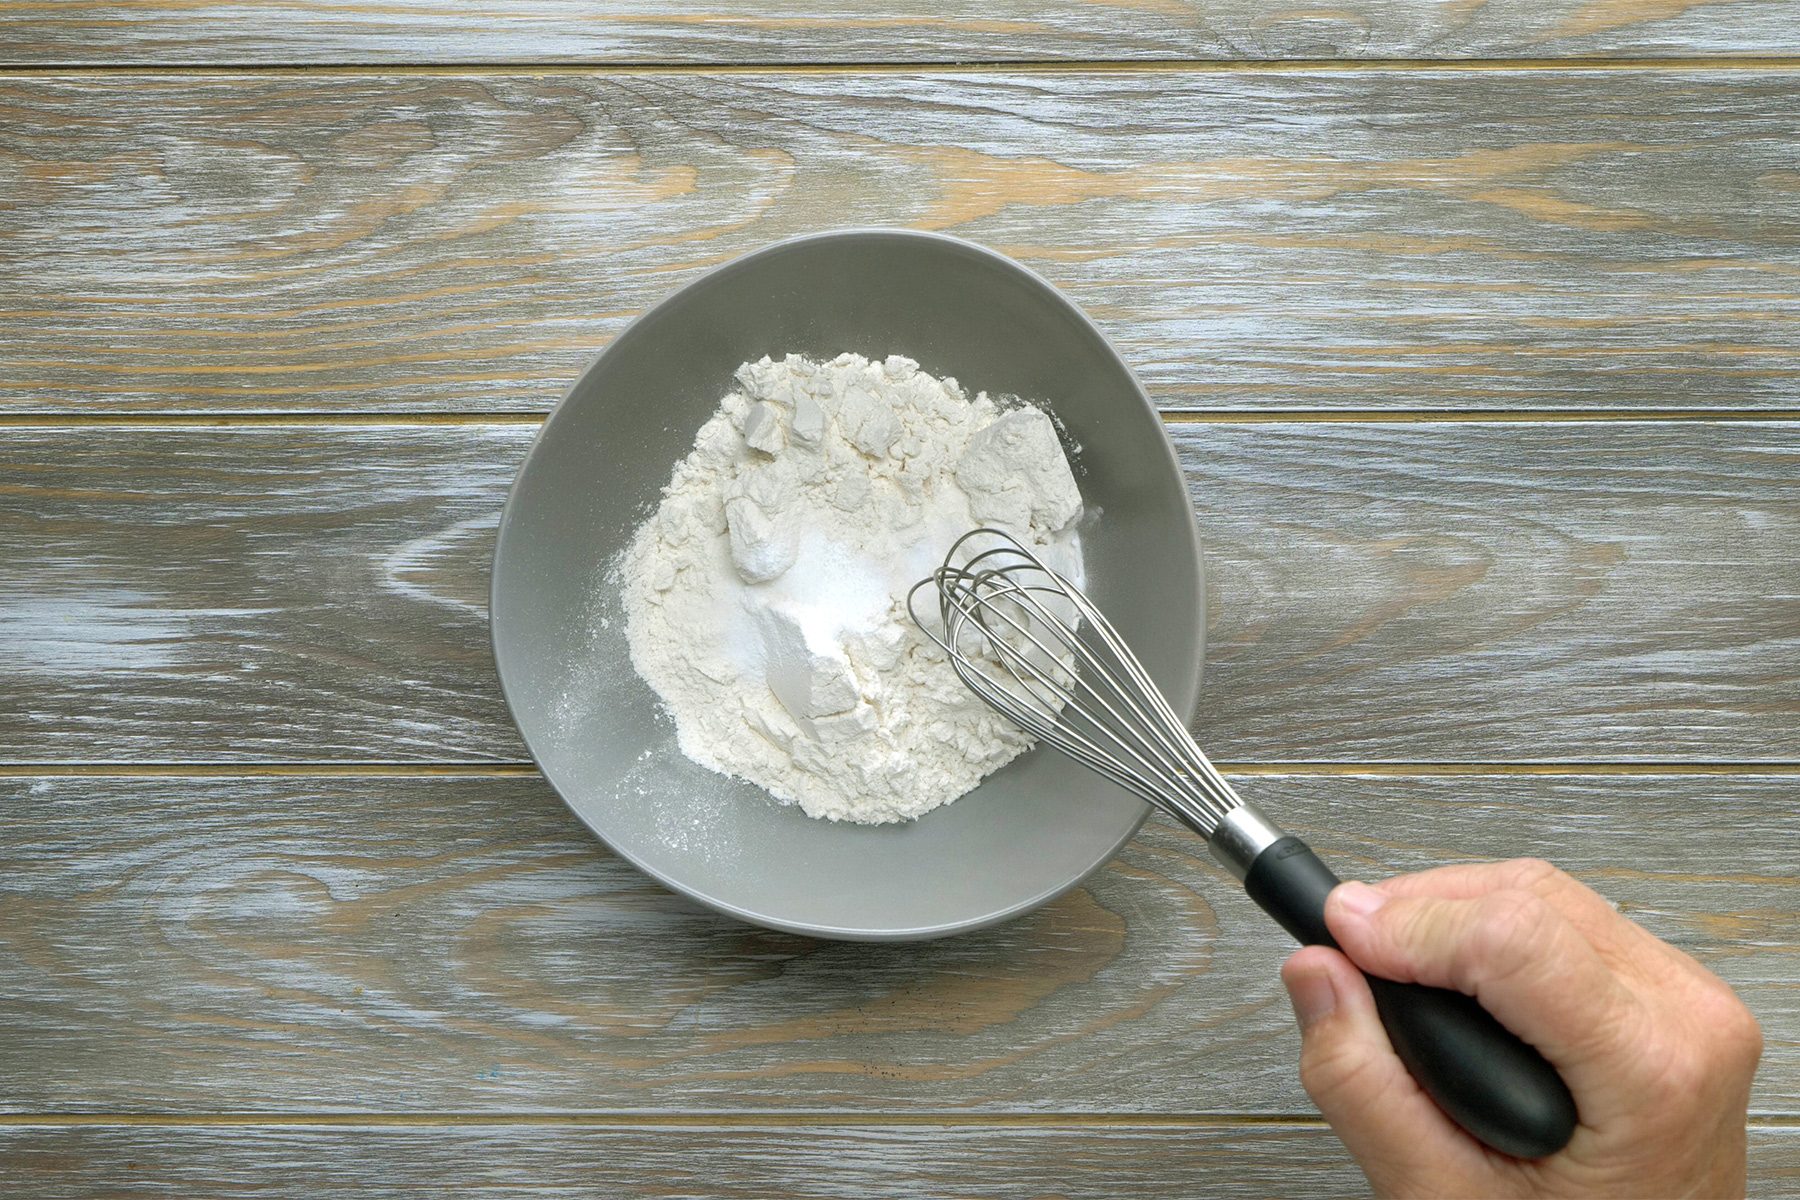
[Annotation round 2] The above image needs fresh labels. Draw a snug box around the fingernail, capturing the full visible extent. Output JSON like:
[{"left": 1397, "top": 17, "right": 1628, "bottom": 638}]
[
  {"left": 1285, "top": 967, "right": 1338, "bottom": 1030},
  {"left": 1334, "top": 881, "right": 1388, "bottom": 920}
]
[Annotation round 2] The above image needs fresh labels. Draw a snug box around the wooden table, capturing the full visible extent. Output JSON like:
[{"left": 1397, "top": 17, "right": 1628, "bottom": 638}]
[{"left": 3, "top": 5, "right": 1798, "bottom": 1195}]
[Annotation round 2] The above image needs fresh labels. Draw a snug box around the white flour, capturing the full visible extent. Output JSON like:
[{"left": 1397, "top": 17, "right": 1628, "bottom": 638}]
[{"left": 621, "top": 352, "right": 1083, "bottom": 824}]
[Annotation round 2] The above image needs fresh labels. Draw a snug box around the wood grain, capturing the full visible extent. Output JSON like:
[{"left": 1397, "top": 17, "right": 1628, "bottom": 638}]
[
  {"left": 0, "top": 1123, "right": 1379, "bottom": 1199},
  {"left": 5, "top": 1122, "right": 1800, "bottom": 1199},
  {"left": 3, "top": 421, "right": 1795, "bottom": 765},
  {"left": 1, "top": 772, "right": 1793, "bottom": 1114},
  {"left": 3, "top": 72, "right": 1798, "bottom": 415},
  {"left": 4, "top": 1, "right": 1799, "bottom": 65},
  {"left": 1186, "top": 420, "right": 1800, "bottom": 761}
]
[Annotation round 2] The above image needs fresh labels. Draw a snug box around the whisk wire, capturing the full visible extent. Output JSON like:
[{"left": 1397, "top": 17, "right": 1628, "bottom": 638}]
[
  {"left": 1025, "top": 563, "right": 1239, "bottom": 811},
  {"left": 914, "top": 574, "right": 1140, "bottom": 793},
  {"left": 943, "top": 574, "right": 1204, "bottom": 811},
  {"left": 977, "top": 544, "right": 1236, "bottom": 822},
  {"left": 910, "top": 528, "right": 1243, "bottom": 835},
  {"left": 953, "top": 573, "right": 1223, "bottom": 819}
]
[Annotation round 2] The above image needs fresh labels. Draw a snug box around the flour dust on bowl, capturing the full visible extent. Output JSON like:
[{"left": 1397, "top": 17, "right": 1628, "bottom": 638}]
[{"left": 490, "top": 229, "right": 1203, "bottom": 940}]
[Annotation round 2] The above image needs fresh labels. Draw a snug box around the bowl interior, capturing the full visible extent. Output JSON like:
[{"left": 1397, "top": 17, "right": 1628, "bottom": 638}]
[{"left": 491, "top": 230, "right": 1203, "bottom": 939}]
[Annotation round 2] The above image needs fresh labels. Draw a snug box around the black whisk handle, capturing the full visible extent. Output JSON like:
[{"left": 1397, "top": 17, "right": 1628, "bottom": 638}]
[{"left": 1243, "top": 836, "right": 1578, "bottom": 1161}]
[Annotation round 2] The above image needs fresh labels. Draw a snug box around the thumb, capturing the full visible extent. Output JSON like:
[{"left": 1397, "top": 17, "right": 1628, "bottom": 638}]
[{"left": 1281, "top": 946, "right": 1484, "bottom": 1187}]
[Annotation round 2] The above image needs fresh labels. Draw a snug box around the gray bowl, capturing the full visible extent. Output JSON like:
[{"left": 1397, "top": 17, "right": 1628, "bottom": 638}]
[{"left": 491, "top": 229, "right": 1203, "bottom": 940}]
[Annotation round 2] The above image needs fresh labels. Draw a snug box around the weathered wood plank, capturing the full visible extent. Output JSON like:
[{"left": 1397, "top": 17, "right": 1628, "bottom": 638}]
[
  {"left": 0, "top": 427, "right": 520, "bottom": 763},
  {"left": 3, "top": 0, "right": 1798, "bottom": 65},
  {"left": 5, "top": 1122, "right": 1799, "bottom": 1200},
  {"left": 0, "top": 1123, "right": 1366, "bottom": 1200},
  {"left": 3, "top": 72, "right": 1797, "bottom": 414},
  {"left": 3, "top": 422, "right": 1794, "bottom": 765},
  {"left": 0, "top": 772, "right": 1793, "bottom": 1114},
  {"left": 1185, "top": 420, "right": 1800, "bottom": 761}
]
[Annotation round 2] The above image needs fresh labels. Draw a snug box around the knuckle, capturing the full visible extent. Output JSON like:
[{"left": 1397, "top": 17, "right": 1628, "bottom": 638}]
[
  {"left": 1726, "top": 1022, "right": 1765, "bottom": 1077},
  {"left": 1501, "top": 856, "right": 1600, "bottom": 909},
  {"left": 1639, "top": 992, "right": 1762, "bottom": 1102},
  {"left": 1502, "top": 857, "right": 1564, "bottom": 891},
  {"left": 1461, "top": 890, "right": 1555, "bottom": 989},
  {"left": 1734, "top": 1007, "right": 1765, "bottom": 1059},
  {"left": 1705, "top": 990, "right": 1765, "bottom": 1072}
]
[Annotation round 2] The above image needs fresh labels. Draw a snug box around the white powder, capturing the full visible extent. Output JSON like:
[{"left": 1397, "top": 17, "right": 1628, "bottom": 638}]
[{"left": 621, "top": 352, "right": 1083, "bottom": 824}]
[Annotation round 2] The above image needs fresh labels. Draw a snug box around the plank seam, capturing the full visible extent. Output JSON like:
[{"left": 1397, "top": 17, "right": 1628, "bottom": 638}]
[
  {"left": 0, "top": 1113, "right": 1325, "bottom": 1127},
  {"left": 4, "top": 410, "right": 1800, "bottom": 429},
  {"left": 4, "top": 58, "right": 1800, "bottom": 78},
  {"left": 3, "top": 763, "right": 1797, "bottom": 778},
  {"left": 1158, "top": 409, "right": 1800, "bottom": 425},
  {"left": 0, "top": 1112, "right": 1793, "bottom": 1129},
  {"left": 0, "top": 413, "right": 550, "bottom": 428}
]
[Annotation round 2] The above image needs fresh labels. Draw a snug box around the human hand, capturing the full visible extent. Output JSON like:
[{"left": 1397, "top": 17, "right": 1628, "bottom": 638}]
[{"left": 1279, "top": 858, "right": 1762, "bottom": 1199}]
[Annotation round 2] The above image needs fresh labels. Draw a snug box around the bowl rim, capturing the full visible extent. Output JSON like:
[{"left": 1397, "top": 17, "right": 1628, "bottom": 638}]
[{"left": 490, "top": 226, "right": 1206, "bottom": 940}]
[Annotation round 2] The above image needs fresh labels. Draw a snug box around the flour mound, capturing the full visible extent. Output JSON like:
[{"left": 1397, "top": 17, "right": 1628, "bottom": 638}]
[{"left": 621, "top": 352, "right": 1083, "bottom": 825}]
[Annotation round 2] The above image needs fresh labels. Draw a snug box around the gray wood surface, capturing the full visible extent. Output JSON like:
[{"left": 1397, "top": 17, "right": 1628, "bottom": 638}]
[
  {"left": 2, "top": 772, "right": 1794, "bottom": 1114},
  {"left": 4, "top": 421, "right": 1794, "bottom": 765},
  {"left": 4, "top": 0, "right": 1798, "bottom": 65},
  {"left": 3, "top": 72, "right": 1798, "bottom": 415},
  {"left": 4, "top": 1122, "right": 1799, "bottom": 1199},
  {"left": 5, "top": 14, "right": 1798, "bottom": 1195}
]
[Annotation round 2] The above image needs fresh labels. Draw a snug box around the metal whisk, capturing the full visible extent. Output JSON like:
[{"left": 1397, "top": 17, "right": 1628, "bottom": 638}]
[
  {"left": 908, "top": 528, "right": 1254, "bottom": 854},
  {"left": 908, "top": 528, "right": 1577, "bottom": 1162}
]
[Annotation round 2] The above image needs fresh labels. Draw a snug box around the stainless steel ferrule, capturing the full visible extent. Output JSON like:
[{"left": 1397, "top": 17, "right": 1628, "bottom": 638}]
[{"left": 1206, "top": 803, "right": 1289, "bottom": 881}]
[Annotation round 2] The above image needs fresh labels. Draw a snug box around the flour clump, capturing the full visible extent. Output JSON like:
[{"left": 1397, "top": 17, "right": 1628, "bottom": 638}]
[{"left": 621, "top": 352, "right": 1083, "bottom": 824}]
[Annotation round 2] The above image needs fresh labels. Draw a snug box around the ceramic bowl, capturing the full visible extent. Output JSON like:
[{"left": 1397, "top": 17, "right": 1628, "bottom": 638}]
[{"left": 491, "top": 229, "right": 1203, "bottom": 940}]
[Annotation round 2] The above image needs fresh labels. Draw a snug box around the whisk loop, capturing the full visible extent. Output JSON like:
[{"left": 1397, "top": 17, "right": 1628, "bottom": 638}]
[{"left": 906, "top": 527, "right": 1241, "bottom": 837}]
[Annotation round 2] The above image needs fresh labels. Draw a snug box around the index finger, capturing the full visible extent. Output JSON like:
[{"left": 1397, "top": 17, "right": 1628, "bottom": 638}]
[{"left": 1372, "top": 858, "right": 1705, "bottom": 986}]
